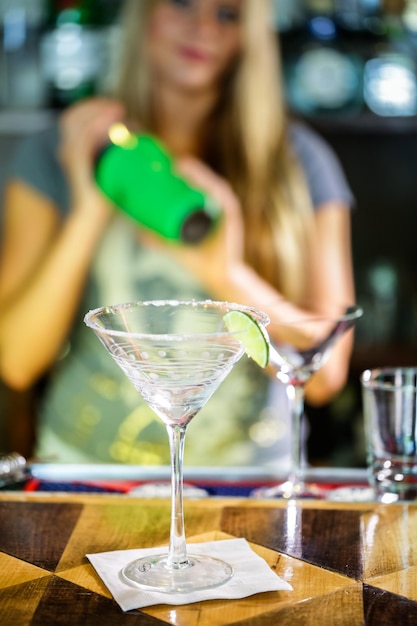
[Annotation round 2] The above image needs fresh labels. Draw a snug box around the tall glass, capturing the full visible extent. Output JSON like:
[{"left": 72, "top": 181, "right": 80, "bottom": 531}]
[
  {"left": 84, "top": 299, "right": 269, "bottom": 592},
  {"left": 253, "top": 305, "right": 363, "bottom": 499}
]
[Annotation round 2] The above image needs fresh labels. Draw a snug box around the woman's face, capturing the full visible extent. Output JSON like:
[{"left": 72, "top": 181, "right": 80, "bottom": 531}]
[{"left": 146, "top": 0, "right": 242, "bottom": 96}]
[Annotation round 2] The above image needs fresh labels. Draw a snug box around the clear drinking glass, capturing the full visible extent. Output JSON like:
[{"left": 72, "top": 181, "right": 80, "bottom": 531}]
[
  {"left": 253, "top": 305, "right": 363, "bottom": 499},
  {"left": 362, "top": 367, "right": 417, "bottom": 503},
  {"left": 84, "top": 299, "right": 269, "bottom": 592}
]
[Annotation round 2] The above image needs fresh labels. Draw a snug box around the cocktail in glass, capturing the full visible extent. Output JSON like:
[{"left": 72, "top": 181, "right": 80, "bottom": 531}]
[{"left": 84, "top": 299, "right": 269, "bottom": 592}]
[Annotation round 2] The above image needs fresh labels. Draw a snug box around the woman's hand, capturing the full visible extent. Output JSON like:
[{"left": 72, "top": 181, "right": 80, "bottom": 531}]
[
  {"left": 139, "top": 156, "right": 247, "bottom": 295},
  {"left": 58, "top": 97, "right": 125, "bottom": 224}
]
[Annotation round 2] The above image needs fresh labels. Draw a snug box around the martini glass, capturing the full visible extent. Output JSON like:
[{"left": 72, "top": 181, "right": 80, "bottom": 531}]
[
  {"left": 84, "top": 299, "right": 268, "bottom": 593},
  {"left": 253, "top": 305, "right": 363, "bottom": 499}
]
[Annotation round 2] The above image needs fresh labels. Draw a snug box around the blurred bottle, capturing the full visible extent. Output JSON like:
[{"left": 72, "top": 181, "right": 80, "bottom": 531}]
[
  {"left": 282, "top": 0, "right": 365, "bottom": 117},
  {"left": 272, "top": 0, "right": 307, "bottom": 33},
  {"left": 363, "top": 0, "right": 417, "bottom": 116},
  {"left": 333, "top": 0, "right": 384, "bottom": 33},
  {"left": 356, "top": 258, "right": 417, "bottom": 346},
  {"left": 39, "top": 0, "right": 115, "bottom": 109},
  {"left": 0, "top": 0, "right": 46, "bottom": 108}
]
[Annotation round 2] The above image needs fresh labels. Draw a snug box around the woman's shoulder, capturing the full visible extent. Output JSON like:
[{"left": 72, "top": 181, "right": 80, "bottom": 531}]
[
  {"left": 8, "top": 119, "right": 70, "bottom": 214},
  {"left": 288, "top": 119, "right": 354, "bottom": 209},
  {"left": 12, "top": 121, "right": 60, "bottom": 163}
]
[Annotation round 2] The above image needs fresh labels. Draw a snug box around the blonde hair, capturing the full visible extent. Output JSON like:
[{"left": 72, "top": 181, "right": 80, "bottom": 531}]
[{"left": 113, "top": 0, "right": 315, "bottom": 303}]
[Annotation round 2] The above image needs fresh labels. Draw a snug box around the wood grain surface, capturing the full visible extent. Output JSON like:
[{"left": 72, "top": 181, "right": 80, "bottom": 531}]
[{"left": 1, "top": 493, "right": 417, "bottom": 625}]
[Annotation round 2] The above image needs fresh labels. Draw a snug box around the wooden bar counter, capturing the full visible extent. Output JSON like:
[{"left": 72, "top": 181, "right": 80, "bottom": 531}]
[{"left": 1, "top": 491, "right": 417, "bottom": 625}]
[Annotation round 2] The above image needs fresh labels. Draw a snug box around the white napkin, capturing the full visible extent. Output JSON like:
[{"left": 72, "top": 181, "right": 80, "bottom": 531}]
[{"left": 87, "top": 538, "right": 292, "bottom": 611}]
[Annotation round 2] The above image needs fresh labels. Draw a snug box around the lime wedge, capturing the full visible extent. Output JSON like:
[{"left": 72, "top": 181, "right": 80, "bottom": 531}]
[{"left": 224, "top": 310, "right": 270, "bottom": 368}]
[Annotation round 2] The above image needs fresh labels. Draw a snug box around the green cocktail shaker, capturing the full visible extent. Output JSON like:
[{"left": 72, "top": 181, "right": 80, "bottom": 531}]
[{"left": 95, "top": 126, "right": 221, "bottom": 243}]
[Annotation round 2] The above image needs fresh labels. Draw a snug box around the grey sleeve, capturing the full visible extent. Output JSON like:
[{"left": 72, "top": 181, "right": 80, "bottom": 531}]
[
  {"left": 289, "top": 122, "right": 355, "bottom": 210},
  {"left": 7, "top": 125, "right": 70, "bottom": 216}
]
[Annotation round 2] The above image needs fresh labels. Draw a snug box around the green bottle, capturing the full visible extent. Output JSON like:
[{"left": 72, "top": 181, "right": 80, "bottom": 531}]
[
  {"left": 41, "top": 0, "right": 106, "bottom": 108},
  {"left": 95, "top": 129, "right": 221, "bottom": 244}
]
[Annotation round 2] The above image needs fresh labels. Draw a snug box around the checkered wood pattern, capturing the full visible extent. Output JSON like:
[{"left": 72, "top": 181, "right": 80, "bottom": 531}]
[{"left": 1, "top": 495, "right": 417, "bottom": 625}]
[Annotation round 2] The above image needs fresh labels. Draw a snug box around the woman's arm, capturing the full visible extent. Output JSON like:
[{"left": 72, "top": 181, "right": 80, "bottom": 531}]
[
  {"left": 0, "top": 181, "right": 111, "bottom": 390},
  {"left": 0, "top": 98, "right": 124, "bottom": 390},
  {"left": 301, "top": 201, "right": 355, "bottom": 405},
  {"left": 142, "top": 158, "right": 356, "bottom": 406},
  {"left": 208, "top": 201, "right": 355, "bottom": 406}
]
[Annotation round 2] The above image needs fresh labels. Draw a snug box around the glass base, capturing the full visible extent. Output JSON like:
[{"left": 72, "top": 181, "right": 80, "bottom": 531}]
[
  {"left": 251, "top": 479, "right": 325, "bottom": 500},
  {"left": 121, "top": 553, "right": 233, "bottom": 593},
  {"left": 325, "top": 486, "right": 376, "bottom": 502}
]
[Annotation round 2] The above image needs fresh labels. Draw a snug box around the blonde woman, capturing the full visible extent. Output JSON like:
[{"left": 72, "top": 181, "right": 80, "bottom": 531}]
[{"left": 0, "top": 0, "right": 355, "bottom": 466}]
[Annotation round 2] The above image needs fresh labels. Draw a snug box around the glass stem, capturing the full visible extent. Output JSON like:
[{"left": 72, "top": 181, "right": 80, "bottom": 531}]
[
  {"left": 166, "top": 423, "right": 188, "bottom": 568},
  {"left": 286, "top": 382, "right": 306, "bottom": 490}
]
